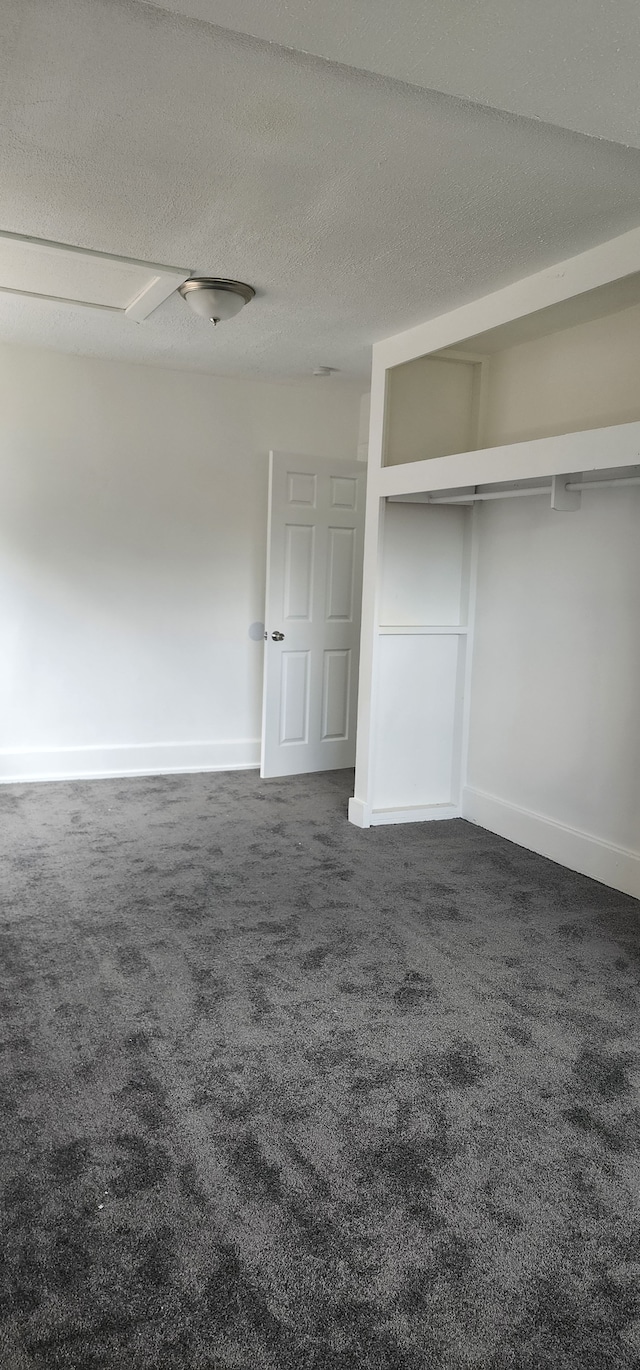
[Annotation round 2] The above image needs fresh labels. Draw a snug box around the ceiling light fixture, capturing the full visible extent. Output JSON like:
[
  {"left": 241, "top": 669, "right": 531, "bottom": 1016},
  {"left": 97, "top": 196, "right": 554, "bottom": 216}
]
[{"left": 178, "top": 277, "right": 255, "bottom": 325}]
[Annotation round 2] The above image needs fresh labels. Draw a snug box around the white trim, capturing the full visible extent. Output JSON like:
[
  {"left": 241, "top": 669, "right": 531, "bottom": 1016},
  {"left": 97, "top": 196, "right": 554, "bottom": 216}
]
[
  {"left": 259, "top": 451, "right": 277, "bottom": 779},
  {"left": 124, "top": 273, "right": 188, "bottom": 322},
  {"left": 0, "top": 229, "right": 189, "bottom": 322},
  {"left": 0, "top": 285, "right": 122, "bottom": 314},
  {"left": 458, "top": 505, "right": 480, "bottom": 799},
  {"left": 0, "top": 740, "right": 260, "bottom": 785},
  {"left": 347, "top": 797, "right": 370, "bottom": 827},
  {"left": 349, "top": 799, "right": 461, "bottom": 829},
  {"left": 371, "top": 802, "right": 461, "bottom": 826},
  {"left": 462, "top": 786, "right": 640, "bottom": 900},
  {"left": 377, "top": 624, "right": 468, "bottom": 635}
]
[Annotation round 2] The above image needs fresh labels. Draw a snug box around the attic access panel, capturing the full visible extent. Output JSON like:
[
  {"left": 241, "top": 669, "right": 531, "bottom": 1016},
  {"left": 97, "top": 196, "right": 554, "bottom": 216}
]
[{"left": 0, "top": 231, "right": 190, "bottom": 321}]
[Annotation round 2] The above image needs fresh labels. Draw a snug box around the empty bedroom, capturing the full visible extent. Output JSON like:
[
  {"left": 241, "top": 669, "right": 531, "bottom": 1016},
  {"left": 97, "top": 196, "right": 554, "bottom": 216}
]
[{"left": 1, "top": 1, "right": 639, "bottom": 1367}]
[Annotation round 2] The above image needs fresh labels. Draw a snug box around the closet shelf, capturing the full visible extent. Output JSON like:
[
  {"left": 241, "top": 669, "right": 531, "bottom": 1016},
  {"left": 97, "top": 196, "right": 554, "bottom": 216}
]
[{"left": 378, "top": 419, "right": 640, "bottom": 502}]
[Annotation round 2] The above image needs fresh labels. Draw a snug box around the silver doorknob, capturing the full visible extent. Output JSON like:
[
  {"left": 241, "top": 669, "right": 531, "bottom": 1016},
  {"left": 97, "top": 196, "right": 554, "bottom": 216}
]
[{"left": 271, "top": 631, "right": 285, "bottom": 641}]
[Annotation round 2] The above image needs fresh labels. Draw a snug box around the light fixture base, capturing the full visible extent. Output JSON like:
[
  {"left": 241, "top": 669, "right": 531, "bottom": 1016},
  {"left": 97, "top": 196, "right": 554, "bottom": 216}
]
[{"left": 179, "top": 277, "right": 255, "bottom": 325}]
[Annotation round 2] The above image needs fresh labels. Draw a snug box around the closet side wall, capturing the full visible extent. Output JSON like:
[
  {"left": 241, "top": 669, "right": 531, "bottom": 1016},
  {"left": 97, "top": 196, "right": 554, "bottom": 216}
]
[
  {"left": 465, "top": 487, "right": 640, "bottom": 895},
  {"left": 384, "top": 355, "right": 477, "bottom": 465}
]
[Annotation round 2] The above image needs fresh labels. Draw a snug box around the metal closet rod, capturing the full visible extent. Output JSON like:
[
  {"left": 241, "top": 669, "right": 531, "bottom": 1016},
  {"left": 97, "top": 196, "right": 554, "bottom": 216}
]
[
  {"left": 568, "top": 476, "right": 640, "bottom": 491},
  {"left": 428, "top": 475, "right": 640, "bottom": 504}
]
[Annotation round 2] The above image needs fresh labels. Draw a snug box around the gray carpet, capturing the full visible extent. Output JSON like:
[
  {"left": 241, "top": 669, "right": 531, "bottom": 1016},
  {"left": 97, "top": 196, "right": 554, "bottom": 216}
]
[{"left": 1, "top": 768, "right": 640, "bottom": 1369}]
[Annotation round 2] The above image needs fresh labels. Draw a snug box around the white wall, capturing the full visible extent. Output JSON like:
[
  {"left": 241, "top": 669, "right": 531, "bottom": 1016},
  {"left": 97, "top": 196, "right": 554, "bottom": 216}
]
[
  {"left": 384, "top": 354, "right": 478, "bottom": 464},
  {"left": 466, "top": 488, "right": 640, "bottom": 895},
  {"left": 483, "top": 301, "right": 640, "bottom": 447},
  {"left": 0, "top": 345, "right": 362, "bottom": 781}
]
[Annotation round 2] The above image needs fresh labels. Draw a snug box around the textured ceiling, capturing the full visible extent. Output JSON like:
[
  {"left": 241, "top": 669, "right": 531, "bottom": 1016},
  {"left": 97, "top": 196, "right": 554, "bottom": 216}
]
[
  {"left": 143, "top": 0, "right": 640, "bottom": 149},
  {"left": 1, "top": 0, "right": 640, "bottom": 378}
]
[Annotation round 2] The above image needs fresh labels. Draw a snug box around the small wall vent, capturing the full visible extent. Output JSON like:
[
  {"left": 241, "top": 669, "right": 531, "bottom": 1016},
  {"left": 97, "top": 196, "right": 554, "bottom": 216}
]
[{"left": 0, "top": 230, "right": 189, "bottom": 321}]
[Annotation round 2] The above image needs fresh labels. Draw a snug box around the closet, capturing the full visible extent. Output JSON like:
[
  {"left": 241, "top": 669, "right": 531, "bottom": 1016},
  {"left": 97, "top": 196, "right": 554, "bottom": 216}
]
[{"left": 350, "top": 231, "right": 640, "bottom": 898}]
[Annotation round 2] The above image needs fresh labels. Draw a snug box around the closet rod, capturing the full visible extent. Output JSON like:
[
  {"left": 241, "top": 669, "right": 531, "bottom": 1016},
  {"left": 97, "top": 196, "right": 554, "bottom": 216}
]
[
  {"left": 428, "top": 474, "right": 640, "bottom": 505},
  {"left": 429, "top": 486, "right": 550, "bottom": 504},
  {"left": 566, "top": 476, "right": 640, "bottom": 491}
]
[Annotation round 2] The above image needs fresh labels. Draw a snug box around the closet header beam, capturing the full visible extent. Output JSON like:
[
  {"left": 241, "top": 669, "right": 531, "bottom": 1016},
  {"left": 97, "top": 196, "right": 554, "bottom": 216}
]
[{"left": 374, "top": 226, "right": 640, "bottom": 372}]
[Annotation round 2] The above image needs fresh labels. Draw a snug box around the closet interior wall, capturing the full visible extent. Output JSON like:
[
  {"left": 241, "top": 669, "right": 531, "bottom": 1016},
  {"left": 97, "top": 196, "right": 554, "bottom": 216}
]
[{"left": 466, "top": 477, "right": 640, "bottom": 893}]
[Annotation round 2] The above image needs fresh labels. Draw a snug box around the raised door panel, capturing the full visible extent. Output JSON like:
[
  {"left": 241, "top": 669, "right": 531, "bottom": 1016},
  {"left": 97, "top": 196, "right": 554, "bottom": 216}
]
[
  {"left": 330, "top": 475, "right": 358, "bottom": 510},
  {"left": 325, "top": 526, "right": 356, "bottom": 623},
  {"left": 321, "top": 649, "right": 351, "bottom": 741},
  {"left": 279, "top": 651, "right": 310, "bottom": 745},
  {"left": 283, "top": 524, "right": 315, "bottom": 621},
  {"left": 287, "top": 472, "right": 317, "bottom": 507}
]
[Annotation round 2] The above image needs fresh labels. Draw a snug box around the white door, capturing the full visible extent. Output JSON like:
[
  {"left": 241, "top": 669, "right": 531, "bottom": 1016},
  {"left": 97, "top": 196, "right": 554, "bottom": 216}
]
[{"left": 261, "top": 452, "right": 366, "bottom": 778}]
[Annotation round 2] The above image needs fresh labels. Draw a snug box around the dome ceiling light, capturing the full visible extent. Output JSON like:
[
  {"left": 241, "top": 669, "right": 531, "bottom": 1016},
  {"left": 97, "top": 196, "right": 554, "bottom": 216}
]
[{"left": 178, "top": 277, "right": 255, "bottom": 326}]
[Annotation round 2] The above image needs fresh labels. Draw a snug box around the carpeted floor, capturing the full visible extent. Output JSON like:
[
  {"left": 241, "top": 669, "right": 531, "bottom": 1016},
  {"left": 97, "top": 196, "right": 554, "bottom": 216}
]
[{"left": 1, "top": 768, "right": 640, "bottom": 1369}]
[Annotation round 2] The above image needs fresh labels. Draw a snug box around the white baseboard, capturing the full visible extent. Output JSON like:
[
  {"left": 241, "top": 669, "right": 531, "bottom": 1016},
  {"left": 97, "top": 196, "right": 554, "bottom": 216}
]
[
  {"left": 347, "top": 797, "right": 369, "bottom": 827},
  {"left": 0, "top": 740, "right": 261, "bottom": 785},
  {"left": 348, "top": 797, "right": 461, "bottom": 828},
  {"left": 462, "top": 786, "right": 640, "bottom": 900}
]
